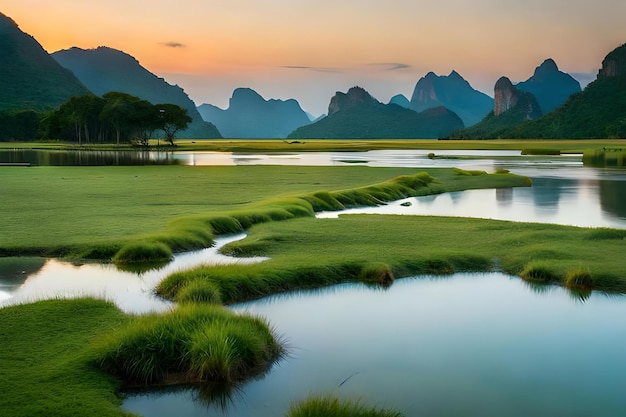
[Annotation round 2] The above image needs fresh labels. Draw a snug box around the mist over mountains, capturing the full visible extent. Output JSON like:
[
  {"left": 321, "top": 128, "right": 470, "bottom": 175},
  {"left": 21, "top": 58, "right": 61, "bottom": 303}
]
[{"left": 197, "top": 88, "right": 311, "bottom": 138}]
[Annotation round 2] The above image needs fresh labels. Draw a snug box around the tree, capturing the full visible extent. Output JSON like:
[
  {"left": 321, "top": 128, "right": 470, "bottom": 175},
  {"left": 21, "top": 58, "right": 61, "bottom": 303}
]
[
  {"left": 156, "top": 104, "right": 192, "bottom": 145},
  {"left": 100, "top": 92, "right": 141, "bottom": 145}
]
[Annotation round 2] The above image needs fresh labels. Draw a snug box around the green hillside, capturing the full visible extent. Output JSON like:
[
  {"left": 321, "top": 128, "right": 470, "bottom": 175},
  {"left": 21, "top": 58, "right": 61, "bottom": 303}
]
[{"left": 0, "top": 13, "right": 89, "bottom": 111}]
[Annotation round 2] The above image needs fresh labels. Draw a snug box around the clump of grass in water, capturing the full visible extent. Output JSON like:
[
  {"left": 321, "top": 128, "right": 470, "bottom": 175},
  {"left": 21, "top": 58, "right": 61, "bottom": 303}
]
[
  {"left": 564, "top": 267, "right": 594, "bottom": 290},
  {"left": 112, "top": 241, "right": 172, "bottom": 266},
  {"left": 93, "top": 304, "right": 282, "bottom": 385},
  {"left": 519, "top": 261, "right": 558, "bottom": 283},
  {"left": 286, "top": 394, "right": 404, "bottom": 417},
  {"left": 359, "top": 262, "right": 394, "bottom": 287}
]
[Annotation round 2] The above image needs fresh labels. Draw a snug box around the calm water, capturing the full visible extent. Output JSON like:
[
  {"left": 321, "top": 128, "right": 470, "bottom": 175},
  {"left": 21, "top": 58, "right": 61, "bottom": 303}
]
[
  {"left": 0, "top": 234, "right": 267, "bottom": 313},
  {"left": 123, "top": 273, "right": 626, "bottom": 417},
  {"left": 3, "top": 149, "right": 626, "bottom": 416}
]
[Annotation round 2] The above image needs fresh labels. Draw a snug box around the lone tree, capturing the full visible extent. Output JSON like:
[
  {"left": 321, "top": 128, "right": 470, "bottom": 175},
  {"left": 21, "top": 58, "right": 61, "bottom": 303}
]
[{"left": 157, "top": 103, "right": 191, "bottom": 146}]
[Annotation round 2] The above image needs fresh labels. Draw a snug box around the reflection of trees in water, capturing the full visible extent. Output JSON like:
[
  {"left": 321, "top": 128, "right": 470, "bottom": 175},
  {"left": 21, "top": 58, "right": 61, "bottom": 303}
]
[
  {"left": 496, "top": 188, "right": 513, "bottom": 205},
  {"left": 599, "top": 180, "right": 626, "bottom": 219},
  {"left": 531, "top": 178, "right": 569, "bottom": 208},
  {"left": 0, "top": 257, "right": 46, "bottom": 284},
  {"left": 0, "top": 150, "right": 181, "bottom": 166}
]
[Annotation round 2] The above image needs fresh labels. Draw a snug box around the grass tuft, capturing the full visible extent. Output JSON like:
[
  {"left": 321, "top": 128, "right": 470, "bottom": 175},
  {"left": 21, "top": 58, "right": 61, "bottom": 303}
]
[
  {"left": 112, "top": 241, "right": 172, "bottom": 266},
  {"left": 176, "top": 279, "right": 223, "bottom": 304},
  {"left": 359, "top": 262, "right": 394, "bottom": 286},
  {"left": 93, "top": 304, "right": 282, "bottom": 386},
  {"left": 564, "top": 267, "right": 594, "bottom": 290},
  {"left": 286, "top": 394, "right": 404, "bottom": 417},
  {"left": 519, "top": 261, "right": 558, "bottom": 283}
]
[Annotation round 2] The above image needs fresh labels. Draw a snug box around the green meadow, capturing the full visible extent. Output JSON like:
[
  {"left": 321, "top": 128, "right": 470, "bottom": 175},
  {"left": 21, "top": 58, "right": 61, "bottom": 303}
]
[
  {"left": 1, "top": 145, "right": 626, "bottom": 416},
  {"left": 2, "top": 138, "right": 625, "bottom": 152}
]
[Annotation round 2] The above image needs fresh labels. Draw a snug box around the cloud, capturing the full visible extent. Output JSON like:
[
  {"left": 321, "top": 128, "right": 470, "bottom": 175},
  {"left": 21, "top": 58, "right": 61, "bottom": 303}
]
[
  {"left": 161, "top": 41, "right": 186, "bottom": 48},
  {"left": 281, "top": 65, "right": 343, "bottom": 73},
  {"left": 367, "top": 62, "right": 413, "bottom": 71}
]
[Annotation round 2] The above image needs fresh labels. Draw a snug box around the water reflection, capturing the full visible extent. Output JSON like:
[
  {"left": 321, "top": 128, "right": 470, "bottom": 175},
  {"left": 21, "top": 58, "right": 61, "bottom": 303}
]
[
  {"left": 0, "top": 149, "right": 181, "bottom": 166},
  {"left": 317, "top": 177, "right": 626, "bottom": 229},
  {"left": 0, "top": 234, "right": 267, "bottom": 314},
  {"left": 124, "top": 273, "right": 626, "bottom": 417}
]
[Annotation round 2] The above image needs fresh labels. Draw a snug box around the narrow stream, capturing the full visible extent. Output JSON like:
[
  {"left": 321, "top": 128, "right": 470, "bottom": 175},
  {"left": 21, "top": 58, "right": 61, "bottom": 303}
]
[{"left": 0, "top": 234, "right": 267, "bottom": 314}]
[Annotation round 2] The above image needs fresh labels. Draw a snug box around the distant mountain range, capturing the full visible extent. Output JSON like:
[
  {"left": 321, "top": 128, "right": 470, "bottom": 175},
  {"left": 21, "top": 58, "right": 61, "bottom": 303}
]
[
  {"left": 287, "top": 86, "right": 464, "bottom": 139},
  {"left": 52, "top": 46, "right": 221, "bottom": 139},
  {"left": 516, "top": 58, "right": 581, "bottom": 113},
  {"left": 0, "top": 12, "right": 90, "bottom": 111},
  {"left": 197, "top": 88, "right": 311, "bottom": 138},
  {"left": 409, "top": 71, "right": 494, "bottom": 127},
  {"left": 452, "top": 46, "right": 626, "bottom": 139}
]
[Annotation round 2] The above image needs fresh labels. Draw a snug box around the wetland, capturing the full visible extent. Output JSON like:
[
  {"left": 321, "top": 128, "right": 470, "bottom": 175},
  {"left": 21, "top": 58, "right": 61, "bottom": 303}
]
[{"left": 2, "top": 142, "right": 626, "bottom": 416}]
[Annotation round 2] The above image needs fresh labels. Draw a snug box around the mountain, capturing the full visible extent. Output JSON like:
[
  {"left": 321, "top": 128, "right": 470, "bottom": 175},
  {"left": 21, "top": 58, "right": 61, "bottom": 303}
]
[
  {"left": 500, "top": 43, "right": 626, "bottom": 139},
  {"left": 0, "top": 12, "right": 90, "bottom": 111},
  {"left": 450, "top": 77, "right": 542, "bottom": 139},
  {"left": 52, "top": 46, "right": 221, "bottom": 139},
  {"left": 409, "top": 71, "right": 493, "bottom": 127},
  {"left": 197, "top": 88, "right": 311, "bottom": 138},
  {"left": 516, "top": 58, "right": 581, "bottom": 113},
  {"left": 388, "top": 94, "right": 411, "bottom": 108},
  {"left": 287, "top": 86, "right": 464, "bottom": 139}
]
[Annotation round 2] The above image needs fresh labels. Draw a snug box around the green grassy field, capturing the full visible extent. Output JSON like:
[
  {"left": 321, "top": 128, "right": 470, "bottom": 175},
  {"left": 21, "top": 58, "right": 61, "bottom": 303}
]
[
  {"left": 0, "top": 165, "right": 528, "bottom": 259},
  {"left": 0, "top": 299, "right": 133, "bottom": 417},
  {"left": 2, "top": 138, "right": 625, "bottom": 152}
]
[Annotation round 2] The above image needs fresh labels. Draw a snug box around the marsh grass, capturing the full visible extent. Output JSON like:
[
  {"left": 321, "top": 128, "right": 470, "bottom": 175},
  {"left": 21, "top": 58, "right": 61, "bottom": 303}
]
[
  {"left": 176, "top": 279, "right": 222, "bottom": 304},
  {"left": 359, "top": 262, "right": 395, "bottom": 286},
  {"left": 111, "top": 241, "right": 172, "bottom": 266},
  {"left": 520, "top": 261, "right": 559, "bottom": 283},
  {"left": 583, "top": 148, "right": 626, "bottom": 167},
  {"left": 160, "top": 215, "right": 626, "bottom": 305},
  {"left": 1, "top": 165, "right": 530, "bottom": 263},
  {"left": 93, "top": 303, "right": 282, "bottom": 386},
  {"left": 287, "top": 395, "right": 403, "bottom": 417}
]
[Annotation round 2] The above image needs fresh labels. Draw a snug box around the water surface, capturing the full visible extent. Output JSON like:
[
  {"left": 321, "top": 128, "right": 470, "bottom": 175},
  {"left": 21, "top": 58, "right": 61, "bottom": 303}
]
[
  {"left": 0, "top": 234, "right": 266, "bottom": 314},
  {"left": 124, "top": 273, "right": 626, "bottom": 417}
]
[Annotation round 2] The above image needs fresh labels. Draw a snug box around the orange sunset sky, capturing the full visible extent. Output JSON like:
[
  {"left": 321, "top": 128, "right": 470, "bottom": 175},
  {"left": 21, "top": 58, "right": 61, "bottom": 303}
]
[{"left": 4, "top": 0, "right": 626, "bottom": 115}]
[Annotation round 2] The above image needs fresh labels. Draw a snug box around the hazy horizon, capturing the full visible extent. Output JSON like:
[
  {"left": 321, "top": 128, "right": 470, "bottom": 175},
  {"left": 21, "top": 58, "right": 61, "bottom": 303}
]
[{"left": 4, "top": 1, "right": 625, "bottom": 115}]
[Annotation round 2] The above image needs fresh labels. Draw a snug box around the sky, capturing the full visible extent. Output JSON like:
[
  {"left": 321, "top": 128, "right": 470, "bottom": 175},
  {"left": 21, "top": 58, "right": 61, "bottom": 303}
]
[{"left": 4, "top": 1, "right": 626, "bottom": 116}]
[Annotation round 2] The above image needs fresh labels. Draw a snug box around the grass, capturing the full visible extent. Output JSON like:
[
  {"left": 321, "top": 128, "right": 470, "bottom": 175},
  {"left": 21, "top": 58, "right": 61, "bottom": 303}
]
[
  {"left": 158, "top": 215, "right": 626, "bottom": 305},
  {"left": 0, "top": 165, "right": 529, "bottom": 263},
  {"left": 0, "top": 298, "right": 132, "bottom": 417},
  {"left": 3, "top": 138, "right": 626, "bottom": 153},
  {"left": 94, "top": 303, "right": 282, "bottom": 386},
  {"left": 111, "top": 241, "right": 172, "bottom": 266},
  {"left": 0, "top": 298, "right": 283, "bottom": 417},
  {"left": 287, "top": 395, "right": 403, "bottom": 417}
]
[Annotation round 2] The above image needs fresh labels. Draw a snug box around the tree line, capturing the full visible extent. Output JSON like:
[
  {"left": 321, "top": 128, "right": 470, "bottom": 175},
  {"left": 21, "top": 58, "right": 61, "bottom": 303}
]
[{"left": 0, "top": 92, "right": 191, "bottom": 145}]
